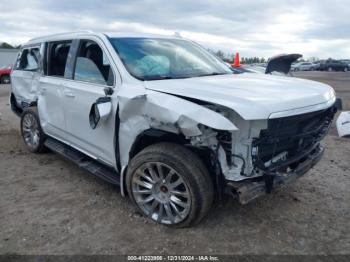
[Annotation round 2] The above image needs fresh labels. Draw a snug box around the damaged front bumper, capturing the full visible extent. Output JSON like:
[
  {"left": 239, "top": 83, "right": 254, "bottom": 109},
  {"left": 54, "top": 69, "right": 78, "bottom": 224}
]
[
  {"left": 221, "top": 105, "right": 337, "bottom": 204},
  {"left": 227, "top": 143, "right": 324, "bottom": 204}
]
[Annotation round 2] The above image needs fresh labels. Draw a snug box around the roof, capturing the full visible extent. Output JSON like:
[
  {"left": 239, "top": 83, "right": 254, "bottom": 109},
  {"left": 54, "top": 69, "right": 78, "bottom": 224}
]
[
  {"left": 106, "top": 32, "right": 181, "bottom": 39},
  {"left": 25, "top": 30, "right": 182, "bottom": 45},
  {"left": 26, "top": 30, "right": 96, "bottom": 45}
]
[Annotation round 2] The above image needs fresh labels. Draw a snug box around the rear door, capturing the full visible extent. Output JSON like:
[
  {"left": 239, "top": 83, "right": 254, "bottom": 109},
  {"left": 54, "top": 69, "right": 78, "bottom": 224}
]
[
  {"left": 60, "top": 37, "right": 119, "bottom": 165},
  {"left": 11, "top": 45, "right": 41, "bottom": 106},
  {"left": 38, "top": 40, "right": 73, "bottom": 140}
]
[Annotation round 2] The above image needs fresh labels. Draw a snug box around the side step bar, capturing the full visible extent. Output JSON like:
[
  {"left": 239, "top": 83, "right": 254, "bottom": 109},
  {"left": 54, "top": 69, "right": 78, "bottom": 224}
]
[{"left": 44, "top": 137, "right": 120, "bottom": 185}]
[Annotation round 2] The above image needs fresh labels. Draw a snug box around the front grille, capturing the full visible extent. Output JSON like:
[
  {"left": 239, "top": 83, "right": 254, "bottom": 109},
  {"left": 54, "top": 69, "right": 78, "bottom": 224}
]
[{"left": 252, "top": 106, "right": 336, "bottom": 171}]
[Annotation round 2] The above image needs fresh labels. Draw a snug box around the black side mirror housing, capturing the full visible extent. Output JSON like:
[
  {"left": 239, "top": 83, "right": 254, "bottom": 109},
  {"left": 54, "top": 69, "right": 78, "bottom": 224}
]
[{"left": 104, "top": 87, "right": 114, "bottom": 96}]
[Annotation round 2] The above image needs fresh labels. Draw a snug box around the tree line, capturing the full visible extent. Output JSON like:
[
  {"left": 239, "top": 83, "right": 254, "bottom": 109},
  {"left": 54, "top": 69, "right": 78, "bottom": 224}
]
[
  {"left": 0, "top": 42, "right": 20, "bottom": 49},
  {"left": 210, "top": 49, "right": 267, "bottom": 64}
]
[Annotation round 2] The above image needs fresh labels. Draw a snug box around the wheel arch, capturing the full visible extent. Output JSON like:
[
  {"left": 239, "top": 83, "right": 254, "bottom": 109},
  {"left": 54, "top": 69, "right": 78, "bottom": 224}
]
[
  {"left": 116, "top": 89, "right": 237, "bottom": 196},
  {"left": 120, "top": 128, "right": 218, "bottom": 197}
]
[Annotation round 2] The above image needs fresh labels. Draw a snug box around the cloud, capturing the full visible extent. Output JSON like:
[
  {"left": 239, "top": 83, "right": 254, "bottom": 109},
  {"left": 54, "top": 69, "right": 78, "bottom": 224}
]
[{"left": 0, "top": 0, "right": 349, "bottom": 58}]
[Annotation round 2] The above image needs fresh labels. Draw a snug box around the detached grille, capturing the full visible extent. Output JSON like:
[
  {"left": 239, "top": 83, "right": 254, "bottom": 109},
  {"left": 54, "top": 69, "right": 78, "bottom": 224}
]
[{"left": 252, "top": 106, "right": 336, "bottom": 171}]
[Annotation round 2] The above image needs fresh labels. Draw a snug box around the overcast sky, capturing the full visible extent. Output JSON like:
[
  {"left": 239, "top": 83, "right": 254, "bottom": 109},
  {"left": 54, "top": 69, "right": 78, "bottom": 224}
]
[{"left": 0, "top": 0, "right": 349, "bottom": 59}]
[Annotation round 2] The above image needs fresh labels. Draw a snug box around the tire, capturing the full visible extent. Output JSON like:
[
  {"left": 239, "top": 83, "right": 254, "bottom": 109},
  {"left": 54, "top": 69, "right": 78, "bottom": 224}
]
[
  {"left": 328, "top": 67, "right": 332, "bottom": 72},
  {"left": 344, "top": 67, "right": 349, "bottom": 72},
  {"left": 20, "top": 107, "right": 47, "bottom": 153},
  {"left": 126, "top": 142, "right": 214, "bottom": 227},
  {"left": 1, "top": 75, "right": 10, "bottom": 84},
  {"left": 310, "top": 67, "right": 314, "bottom": 71}
]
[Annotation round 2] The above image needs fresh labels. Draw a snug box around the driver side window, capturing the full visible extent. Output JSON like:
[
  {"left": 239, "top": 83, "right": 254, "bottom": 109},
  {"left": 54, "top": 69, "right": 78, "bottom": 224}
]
[{"left": 73, "top": 40, "right": 114, "bottom": 86}]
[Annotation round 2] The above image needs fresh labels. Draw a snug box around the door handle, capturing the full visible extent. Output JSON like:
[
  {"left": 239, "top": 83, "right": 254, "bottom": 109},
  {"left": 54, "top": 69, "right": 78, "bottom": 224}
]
[
  {"left": 65, "top": 92, "right": 75, "bottom": 98},
  {"left": 40, "top": 86, "right": 47, "bottom": 94},
  {"left": 63, "top": 89, "right": 75, "bottom": 98}
]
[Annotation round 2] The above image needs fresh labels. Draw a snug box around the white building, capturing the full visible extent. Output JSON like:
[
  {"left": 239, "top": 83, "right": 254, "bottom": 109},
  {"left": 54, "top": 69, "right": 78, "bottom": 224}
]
[{"left": 0, "top": 48, "right": 19, "bottom": 68}]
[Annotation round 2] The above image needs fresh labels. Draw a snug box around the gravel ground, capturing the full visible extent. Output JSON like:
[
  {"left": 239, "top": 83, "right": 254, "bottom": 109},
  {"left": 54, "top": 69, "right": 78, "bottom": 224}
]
[{"left": 0, "top": 72, "right": 349, "bottom": 255}]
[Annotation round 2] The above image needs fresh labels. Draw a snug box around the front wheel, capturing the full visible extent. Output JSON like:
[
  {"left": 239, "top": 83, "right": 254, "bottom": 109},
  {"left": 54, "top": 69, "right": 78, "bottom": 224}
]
[
  {"left": 20, "top": 107, "right": 47, "bottom": 153},
  {"left": 344, "top": 67, "right": 349, "bottom": 72},
  {"left": 328, "top": 67, "right": 332, "bottom": 72},
  {"left": 126, "top": 142, "right": 214, "bottom": 227}
]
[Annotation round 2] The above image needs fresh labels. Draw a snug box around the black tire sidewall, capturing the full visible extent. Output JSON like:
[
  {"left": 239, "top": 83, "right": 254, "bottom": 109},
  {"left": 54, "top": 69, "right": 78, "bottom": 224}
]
[{"left": 126, "top": 143, "right": 213, "bottom": 227}]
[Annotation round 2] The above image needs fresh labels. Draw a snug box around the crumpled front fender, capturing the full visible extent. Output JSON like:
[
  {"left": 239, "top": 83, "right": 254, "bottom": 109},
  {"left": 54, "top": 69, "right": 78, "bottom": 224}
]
[{"left": 117, "top": 87, "right": 237, "bottom": 168}]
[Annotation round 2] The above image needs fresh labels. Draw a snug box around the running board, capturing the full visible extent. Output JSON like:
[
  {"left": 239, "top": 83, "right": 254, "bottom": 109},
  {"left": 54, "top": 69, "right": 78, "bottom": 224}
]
[{"left": 44, "top": 137, "right": 120, "bottom": 185}]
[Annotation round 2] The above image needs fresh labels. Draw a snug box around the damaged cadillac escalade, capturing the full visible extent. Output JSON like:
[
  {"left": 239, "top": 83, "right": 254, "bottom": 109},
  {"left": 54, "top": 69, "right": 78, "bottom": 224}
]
[{"left": 10, "top": 31, "right": 338, "bottom": 227}]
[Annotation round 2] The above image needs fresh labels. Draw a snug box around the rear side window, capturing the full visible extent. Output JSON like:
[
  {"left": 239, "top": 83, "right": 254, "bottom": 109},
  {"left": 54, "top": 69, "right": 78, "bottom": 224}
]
[
  {"left": 16, "top": 47, "right": 40, "bottom": 71},
  {"left": 46, "top": 41, "right": 72, "bottom": 77},
  {"left": 73, "top": 40, "right": 114, "bottom": 86}
]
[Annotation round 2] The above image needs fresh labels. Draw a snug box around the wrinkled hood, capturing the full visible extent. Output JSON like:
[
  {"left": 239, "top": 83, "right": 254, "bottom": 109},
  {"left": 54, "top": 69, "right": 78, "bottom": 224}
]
[{"left": 144, "top": 73, "right": 336, "bottom": 120}]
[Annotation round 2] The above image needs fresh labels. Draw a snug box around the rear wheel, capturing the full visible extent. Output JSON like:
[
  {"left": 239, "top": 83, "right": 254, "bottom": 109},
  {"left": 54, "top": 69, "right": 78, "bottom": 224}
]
[
  {"left": 126, "top": 142, "right": 214, "bottom": 227},
  {"left": 20, "top": 108, "right": 47, "bottom": 153},
  {"left": 328, "top": 67, "right": 332, "bottom": 72},
  {"left": 344, "top": 67, "right": 349, "bottom": 72}
]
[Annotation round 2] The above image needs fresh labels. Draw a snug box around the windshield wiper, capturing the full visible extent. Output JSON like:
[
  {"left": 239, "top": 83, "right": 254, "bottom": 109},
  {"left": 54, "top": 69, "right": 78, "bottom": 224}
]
[
  {"left": 142, "top": 72, "right": 230, "bottom": 80},
  {"left": 142, "top": 75, "right": 175, "bottom": 81},
  {"left": 196, "top": 72, "right": 228, "bottom": 77}
]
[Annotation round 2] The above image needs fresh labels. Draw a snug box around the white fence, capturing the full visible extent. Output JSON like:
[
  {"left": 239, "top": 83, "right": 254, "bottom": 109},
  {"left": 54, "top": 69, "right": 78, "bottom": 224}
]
[{"left": 0, "top": 48, "right": 19, "bottom": 68}]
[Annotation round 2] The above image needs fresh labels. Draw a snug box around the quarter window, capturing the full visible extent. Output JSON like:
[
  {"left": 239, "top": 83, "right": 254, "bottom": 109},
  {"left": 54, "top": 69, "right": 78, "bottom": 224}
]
[
  {"left": 16, "top": 47, "right": 40, "bottom": 71},
  {"left": 73, "top": 40, "right": 114, "bottom": 86}
]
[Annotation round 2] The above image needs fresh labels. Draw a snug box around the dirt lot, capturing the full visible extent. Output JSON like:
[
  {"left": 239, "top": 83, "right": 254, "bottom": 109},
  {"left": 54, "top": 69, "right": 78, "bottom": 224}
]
[{"left": 0, "top": 72, "right": 349, "bottom": 255}]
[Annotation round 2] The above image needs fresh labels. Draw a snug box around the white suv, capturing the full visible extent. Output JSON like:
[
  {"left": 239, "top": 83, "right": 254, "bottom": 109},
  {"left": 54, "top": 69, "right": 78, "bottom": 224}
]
[{"left": 10, "top": 31, "right": 338, "bottom": 227}]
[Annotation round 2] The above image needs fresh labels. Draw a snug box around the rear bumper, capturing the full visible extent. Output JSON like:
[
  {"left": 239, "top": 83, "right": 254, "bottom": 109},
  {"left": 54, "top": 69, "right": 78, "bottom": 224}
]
[{"left": 227, "top": 144, "right": 324, "bottom": 204}]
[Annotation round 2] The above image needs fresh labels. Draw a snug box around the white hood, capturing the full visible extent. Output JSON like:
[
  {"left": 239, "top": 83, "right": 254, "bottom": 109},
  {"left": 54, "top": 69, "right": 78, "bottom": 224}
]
[{"left": 144, "top": 73, "right": 336, "bottom": 120}]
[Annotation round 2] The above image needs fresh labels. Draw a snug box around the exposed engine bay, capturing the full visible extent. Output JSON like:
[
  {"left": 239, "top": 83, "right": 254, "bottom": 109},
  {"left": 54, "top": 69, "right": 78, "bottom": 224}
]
[{"left": 191, "top": 103, "right": 337, "bottom": 203}]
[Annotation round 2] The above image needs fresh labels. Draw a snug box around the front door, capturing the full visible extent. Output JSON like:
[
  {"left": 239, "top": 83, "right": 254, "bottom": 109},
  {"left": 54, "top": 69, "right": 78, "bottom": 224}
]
[{"left": 61, "top": 38, "right": 118, "bottom": 166}]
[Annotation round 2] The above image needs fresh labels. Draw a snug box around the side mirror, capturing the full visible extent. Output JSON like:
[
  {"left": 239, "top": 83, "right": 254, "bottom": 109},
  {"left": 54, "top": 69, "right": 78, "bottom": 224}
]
[
  {"left": 89, "top": 97, "right": 112, "bottom": 129},
  {"left": 104, "top": 86, "right": 114, "bottom": 96}
]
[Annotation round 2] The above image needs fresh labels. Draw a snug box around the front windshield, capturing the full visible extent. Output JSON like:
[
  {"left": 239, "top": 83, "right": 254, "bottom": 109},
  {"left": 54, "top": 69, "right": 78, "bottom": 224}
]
[{"left": 110, "top": 37, "right": 232, "bottom": 80}]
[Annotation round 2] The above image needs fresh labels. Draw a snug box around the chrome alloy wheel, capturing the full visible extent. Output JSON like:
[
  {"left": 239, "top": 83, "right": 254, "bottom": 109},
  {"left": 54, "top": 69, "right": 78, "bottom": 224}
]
[
  {"left": 22, "top": 113, "right": 40, "bottom": 149},
  {"left": 131, "top": 162, "right": 191, "bottom": 225}
]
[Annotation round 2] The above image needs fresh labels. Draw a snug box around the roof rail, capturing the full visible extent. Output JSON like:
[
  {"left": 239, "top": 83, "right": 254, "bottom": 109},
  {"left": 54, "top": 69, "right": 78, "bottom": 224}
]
[{"left": 29, "top": 30, "right": 94, "bottom": 42}]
